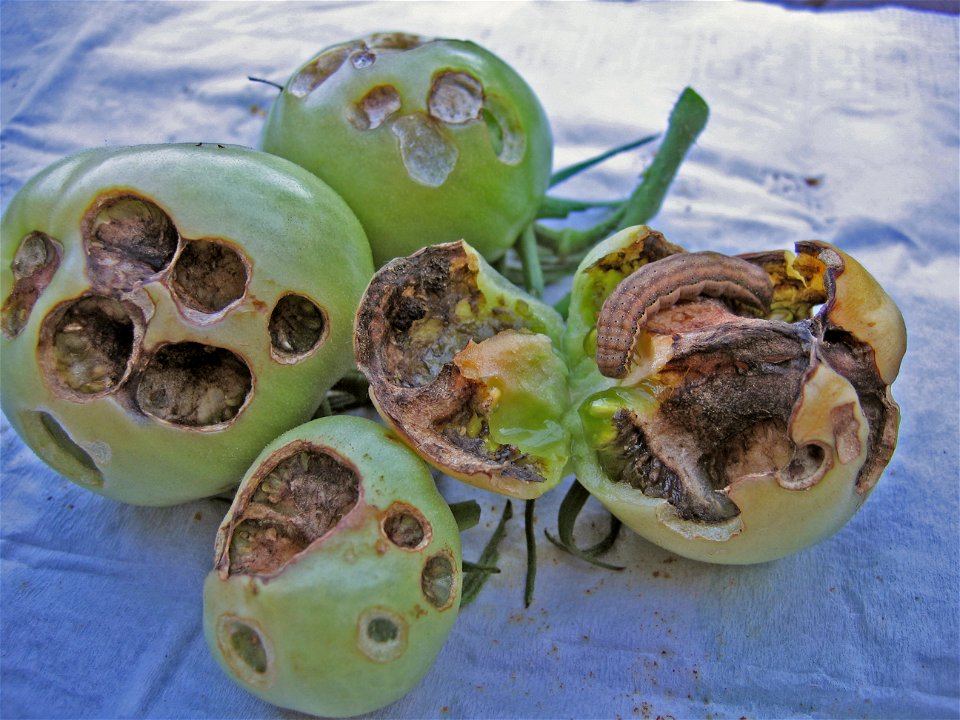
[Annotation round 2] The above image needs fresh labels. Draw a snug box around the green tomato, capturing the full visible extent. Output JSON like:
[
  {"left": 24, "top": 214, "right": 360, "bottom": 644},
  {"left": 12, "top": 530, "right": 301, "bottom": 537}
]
[
  {"left": 0, "top": 144, "right": 373, "bottom": 505},
  {"left": 261, "top": 32, "right": 553, "bottom": 267},
  {"left": 203, "top": 415, "right": 462, "bottom": 718},
  {"left": 354, "top": 240, "right": 570, "bottom": 500},
  {"left": 564, "top": 225, "right": 906, "bottom": 563}
]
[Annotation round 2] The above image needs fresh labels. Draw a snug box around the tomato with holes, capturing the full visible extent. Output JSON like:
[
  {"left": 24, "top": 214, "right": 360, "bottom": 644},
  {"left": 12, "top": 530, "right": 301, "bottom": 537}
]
[
  {"left": 562, "top": 226, "right": 906, "bottom": 564},
  {"left": 203, "top": 415, "right": 462, "bottom": 718},
  {"left": 260, "top": 32, "right": 553, "bottom": 267},
  {"left": 0, "top": 143, "right": 374, "bottom": 505}
]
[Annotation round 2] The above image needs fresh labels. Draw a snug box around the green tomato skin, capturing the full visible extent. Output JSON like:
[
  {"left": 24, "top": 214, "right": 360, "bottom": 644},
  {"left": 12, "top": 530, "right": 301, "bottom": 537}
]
[
  {"left": 261, "top": 35, "right": 553, "bottom": 267},
  {"left": 203, "top": 416, "right": 462, "bottom": 718},
  {"left": 465, "top": 244, "right": 571, "bottom": 493},
  {"left": 0, "top": 144, "right": 374, "bottom": 505}
]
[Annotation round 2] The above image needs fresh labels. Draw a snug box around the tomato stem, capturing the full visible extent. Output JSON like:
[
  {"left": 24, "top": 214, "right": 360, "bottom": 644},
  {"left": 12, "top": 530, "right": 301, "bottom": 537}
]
[
  {"left": 449, "top": 500, "right": 482, "bottom": 532},
  {"left": 547, "top": 133, "right": 658, "bottom": 189},
  {"left": 523, "top": 499, "right": 537, "bottom": 608},
  {"left": 461, "top": 500, "right": 514, "bottom": 606},
  {"left": 545, "top": 480, "right": 625, "bottom": 571}
]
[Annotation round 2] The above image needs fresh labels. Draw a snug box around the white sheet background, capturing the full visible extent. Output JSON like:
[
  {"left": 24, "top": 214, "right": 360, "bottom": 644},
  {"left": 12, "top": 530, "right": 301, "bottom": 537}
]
[{"left": 1, "top": 2, "right": 958, "bottom": 719}]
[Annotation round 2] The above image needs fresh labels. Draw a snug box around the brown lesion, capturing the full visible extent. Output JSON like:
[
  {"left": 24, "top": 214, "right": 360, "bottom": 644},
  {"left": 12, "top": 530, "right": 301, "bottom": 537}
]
[
  {"left": 381, "top": 502, "right": 431, "bottom": 550},
  {"left": 37, "top": 294, "right": 143, "bottom": 401},
  {"left": 349, "top": 85, "right": 402, "bottom": 131},
  {"left": 359, "top": 242, "right": 521, "bottom": 388},
  {"left": 739, "top": 248, "right": 827, "bottom": 321},
  {"left": 169, "top": 238, "right": 249, "bottom": 315},
  {"left": 354, "top": 241, "right": 550, "bottom": 487},
  {"left": 593, "top": 240, "right": 903, "bottom": 521},
  {"left": 420, "top": 551, "right": 457, "bottom": 610},
  {"left": 2, "top": 231, "right": 62, "bottom": 339},
  {"left": 287, "top": 43, "right": 358, "bottom": 97},
  {"left": 599, "top": 319, "right": 814, "bottom": 522},
  {"left": 219, "top": 441, "right": 362, "bottom": 578},
  {"left": 133, "top": 342, "right": 252, "bottom": 427},
  {"left": 81, "top": 192, "right": 179, "bottom": 291},
  {"left": 268, "top": 294, "right": 327, "bottom": 363},
  {"left": 365, "top": 32, "right": 425, "bottom": 51},
  {"left": 428, "top": 71, "right": 484, "bottom": 124},
  {"left": 579, "top": 228, "right": 686, "bottom": 324},
  {"left": 287, "top": 33, "right": 426, "bottom": 98},
  {"left": 817, "top": 327, "right": 899, "bottom": 492},
  {"left": 433, "top": 374, "right": 546, "bottom": 484}
]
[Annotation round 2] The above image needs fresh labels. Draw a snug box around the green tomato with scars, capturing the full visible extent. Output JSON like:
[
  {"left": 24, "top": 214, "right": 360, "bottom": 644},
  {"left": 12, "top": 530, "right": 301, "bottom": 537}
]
[
  {"left": 0, "top": 144, "right": 373, "bottom": 505},
  {"left": 203, "top": 415, "right": 462, "bottom": 718},
  {"left": 261, "top": 32, "right": 553, "bottom": 267}
]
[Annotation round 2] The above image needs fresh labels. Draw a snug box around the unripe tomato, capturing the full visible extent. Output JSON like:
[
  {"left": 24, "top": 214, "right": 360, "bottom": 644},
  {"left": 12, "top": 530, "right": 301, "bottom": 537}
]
[
  {"left": 0, "top": 144, "right": 373, "bottom": 505},
  {"left": 204, "top": 415, "right": 462, "bottom": 717},
  {"left": 261, "top": 32, "right": 553, "bottom": 266},
  {"left": 564, "top": 226, "right": 906, "bottom": 563}
]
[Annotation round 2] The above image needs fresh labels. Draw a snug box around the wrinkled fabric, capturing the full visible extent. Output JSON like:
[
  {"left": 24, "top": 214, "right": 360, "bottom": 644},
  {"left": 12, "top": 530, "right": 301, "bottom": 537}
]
[{"left": 1, "top": 2, "right": 958, "bottom": 718}]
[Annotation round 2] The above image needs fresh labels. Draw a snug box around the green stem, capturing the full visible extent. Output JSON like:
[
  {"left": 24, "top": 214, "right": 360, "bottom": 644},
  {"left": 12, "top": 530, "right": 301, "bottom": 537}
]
[
  {"left": 517, "top": 224, "right": 544, "bottom": 299},
  {"left": 533, "top": 87, "right": 709, "bottom": 259},
  {"left": 618, "top": 87, "right": 709, "bottom": 228},
  {"left": 545, "top": 480, "right": 624, "bottom": 571},
  {"left": 331, "top": 369, "right": 370, "bottom": 400},
  {"left": 461, "top": 500, "right": 514, "bottom": 607},
  {"left": 548, "top": 133, "right": 658, "bottom": 188},
  {"left": 524, "top": 499, "right": 537, "bottom": 608},
  {"left": 449, "top": 500, "right": 482, "bottom": 532},
  {"left": 537, "top": 195, "right": 625, "bottom": 220}
]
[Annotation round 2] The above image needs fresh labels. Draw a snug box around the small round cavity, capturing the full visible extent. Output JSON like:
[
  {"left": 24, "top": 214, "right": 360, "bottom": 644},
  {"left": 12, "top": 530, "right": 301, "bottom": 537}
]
[
  {"left": 367, "top": 617, "right": 399, "bottom": 642},
  {"left": 421, "top": 552, "right": 456, "bottom": 609},
  {"left": 781, "top": 443, "right": 829, "bottom": 490},
  {"left": 135, "top": 342, "right": 252, "bottom": 427},
  {"left": 12, "top": 231, "right": 57, "bottom": 279},
  {"left": 350, "top": 48, "right": 376, "bottom": 69},
  {"left": 39, "top": 295, "right": 137, "bottom": 399},
  {"left": 83, "top": 194, "right": 178, "bottom": 290},
  {"left": 382, "top": 503, "right": 430, "bottom": 550},
  {"left": 428, "top": 71, "right": 484, "bottom": 124},
  {"left": 1, "top": 231, "right": 62, "bottom": 339},
  {"left": 357, "top": 608, "right": 407, "bottom": 663},
  {"left": 170, "top": 238, "right": 248, "bottom": 314},
  {"left": 269, "top": 294, "right": 327, "bottom": 361},
  {"left": 217, "top": 615, "right": 272, "bottom": 685}
]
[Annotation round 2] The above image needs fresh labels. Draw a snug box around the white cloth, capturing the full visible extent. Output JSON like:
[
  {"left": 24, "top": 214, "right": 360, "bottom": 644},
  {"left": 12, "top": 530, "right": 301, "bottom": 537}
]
[{"left": 2, "top": 2, "right": 957, "bottom": 718}]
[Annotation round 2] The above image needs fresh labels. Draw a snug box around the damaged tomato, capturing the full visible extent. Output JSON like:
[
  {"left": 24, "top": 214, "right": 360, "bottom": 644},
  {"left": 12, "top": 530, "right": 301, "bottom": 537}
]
[
  {"left": 565, "top": 225, "right": 906, "bottom": 563},
  {"left": 0, "top": 144, "right": 373, "bottom": 505},
  {"left": 260, "top": 32, "right": 553, "bottom": 266},
  {"left": 354, "top": 240, "right": 570, "bottom": 500},
  {"left": 203, "top": 415, "right": 461, "bottom": 718}
]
